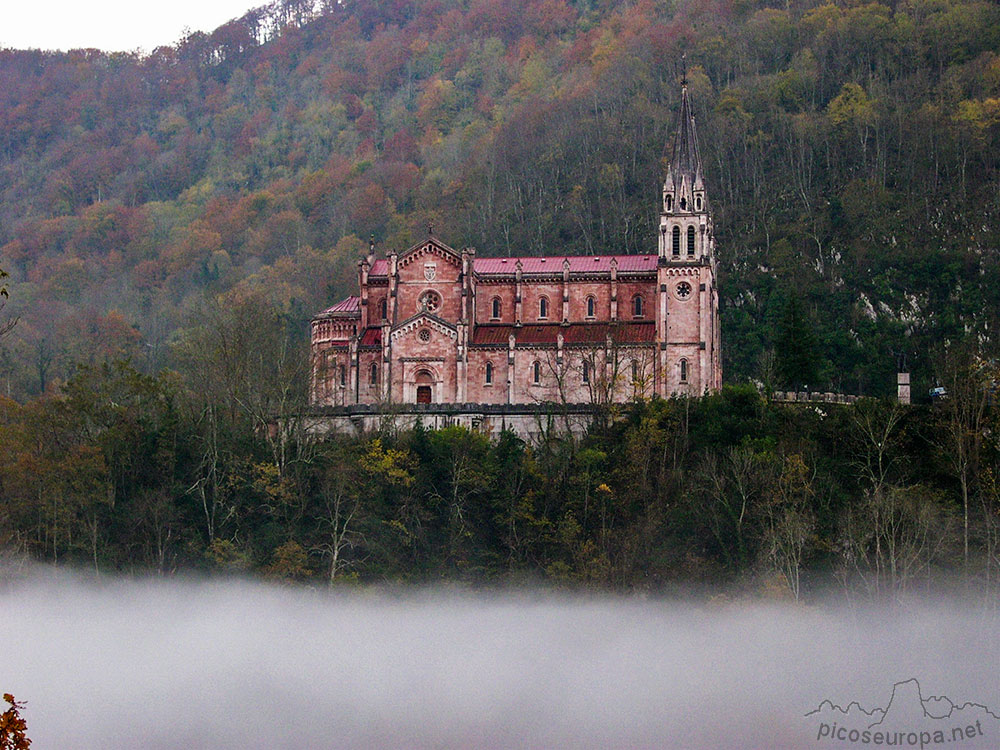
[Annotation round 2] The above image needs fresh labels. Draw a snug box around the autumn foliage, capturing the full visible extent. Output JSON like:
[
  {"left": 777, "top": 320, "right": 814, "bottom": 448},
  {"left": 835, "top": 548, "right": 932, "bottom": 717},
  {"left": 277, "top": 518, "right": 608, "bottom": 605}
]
[
  {"left": 0, "top": 0, "right": 999, "bottom": 598},
  {"left": 0, "top": 0, "right": 996, "bottom": 397},
  {"left": 0, "top": 694, "right": 30, "bottom": 750}
]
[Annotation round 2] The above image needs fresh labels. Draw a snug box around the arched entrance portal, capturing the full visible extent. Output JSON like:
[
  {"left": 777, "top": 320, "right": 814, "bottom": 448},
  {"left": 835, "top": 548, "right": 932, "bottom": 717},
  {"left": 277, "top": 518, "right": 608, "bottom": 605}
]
[{"left": 415, "top": 370, "right": 433, "bottom": 404}]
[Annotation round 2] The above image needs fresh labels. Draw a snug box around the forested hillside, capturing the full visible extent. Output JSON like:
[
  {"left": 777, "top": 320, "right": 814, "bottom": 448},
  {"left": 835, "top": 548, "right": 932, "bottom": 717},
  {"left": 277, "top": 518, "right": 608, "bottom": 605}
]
[
  {"left": 3, "top": 362, "right": 1000, "bottom": 600},
  {"left": 2, "top": 0, "right": 1000, "bottom": 593},
  {"left": 1, "top": 0, "right": 999, "bottom": 396}
]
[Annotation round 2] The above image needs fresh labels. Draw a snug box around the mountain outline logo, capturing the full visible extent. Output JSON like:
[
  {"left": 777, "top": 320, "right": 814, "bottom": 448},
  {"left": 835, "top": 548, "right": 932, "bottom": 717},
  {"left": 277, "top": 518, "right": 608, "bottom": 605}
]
[{"left": 806, "top": 678, "right": 999, "bottom": 747}]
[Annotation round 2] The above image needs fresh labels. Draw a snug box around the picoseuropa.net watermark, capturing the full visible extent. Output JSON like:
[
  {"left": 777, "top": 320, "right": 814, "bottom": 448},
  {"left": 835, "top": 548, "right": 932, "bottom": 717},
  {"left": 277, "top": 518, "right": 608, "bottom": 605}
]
[
  {"left": 805, "top": 679, "right": 998, "bottom": 748},
  {"left": 815, "top": 720, "right": 986, "bottom": 747}
]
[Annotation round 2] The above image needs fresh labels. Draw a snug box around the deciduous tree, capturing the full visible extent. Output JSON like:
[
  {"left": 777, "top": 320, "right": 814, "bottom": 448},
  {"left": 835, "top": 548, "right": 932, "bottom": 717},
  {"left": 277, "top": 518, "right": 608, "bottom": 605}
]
[{"left": 0, "top": 694, "right": 30, "bottom": 750}]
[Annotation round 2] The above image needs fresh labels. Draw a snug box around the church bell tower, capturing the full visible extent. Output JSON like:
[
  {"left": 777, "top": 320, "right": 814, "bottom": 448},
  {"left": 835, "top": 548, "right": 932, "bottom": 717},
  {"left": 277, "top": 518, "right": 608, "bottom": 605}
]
[{"left": 655, "top": 78, "right": 722, "bottom": 394}]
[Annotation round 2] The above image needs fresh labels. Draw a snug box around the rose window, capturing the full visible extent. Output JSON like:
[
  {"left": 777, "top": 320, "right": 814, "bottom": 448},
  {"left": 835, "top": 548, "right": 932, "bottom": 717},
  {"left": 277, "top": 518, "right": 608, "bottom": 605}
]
[
  {"left": 418, "top": 291, "right": 441, "bottom": 313},
  {"left": 418, "top": 328, "right": 431, "bottom": 343},
  {"left": 676, "top": 281, "right": 692, "bottom": 299}
]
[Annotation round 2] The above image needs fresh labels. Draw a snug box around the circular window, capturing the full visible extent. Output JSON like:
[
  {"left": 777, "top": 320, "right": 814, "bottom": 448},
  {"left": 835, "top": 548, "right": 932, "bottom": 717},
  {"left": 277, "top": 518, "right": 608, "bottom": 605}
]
[
  {"left": 676, "top": 281, "right": 692, "bottom": 299},
  {"left": 418, "top": 291, "right": 441, "bottom": 313},
  {"left": 418, "top": 328, "right": 431, "bottom": 343}
]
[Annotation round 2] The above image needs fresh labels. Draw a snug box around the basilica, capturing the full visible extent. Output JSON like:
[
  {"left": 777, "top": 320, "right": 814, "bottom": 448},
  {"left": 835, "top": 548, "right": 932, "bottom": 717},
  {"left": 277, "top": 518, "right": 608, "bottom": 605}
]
[{"left": 310, "top": 84, "right": 721, "bottom": 409}]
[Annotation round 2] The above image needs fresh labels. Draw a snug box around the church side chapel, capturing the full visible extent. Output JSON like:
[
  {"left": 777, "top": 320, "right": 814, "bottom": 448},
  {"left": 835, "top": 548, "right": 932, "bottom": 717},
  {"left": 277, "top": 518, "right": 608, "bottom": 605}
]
[{"left": 310, "top": 83, "right": 722, "bottom": 408}]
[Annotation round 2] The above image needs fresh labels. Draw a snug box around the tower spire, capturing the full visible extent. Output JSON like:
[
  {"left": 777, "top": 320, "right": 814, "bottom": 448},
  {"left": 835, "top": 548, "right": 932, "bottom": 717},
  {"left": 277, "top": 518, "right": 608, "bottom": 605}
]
[
  {"left": 658, "top": 79, "right": 713, "bottom": 262},
  {"left": 665, "top": 80, "right": 703, "bottom": 197}
]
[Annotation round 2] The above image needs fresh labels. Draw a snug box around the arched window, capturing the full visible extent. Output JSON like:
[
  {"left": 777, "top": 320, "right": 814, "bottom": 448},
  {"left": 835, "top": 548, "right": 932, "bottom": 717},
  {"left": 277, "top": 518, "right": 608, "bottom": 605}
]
[
  {"left": 680, "top": 359, "right": 688, "bottom": 383},
  {"left": 339, "top": 365, "right": 346, "bottom": 387},
  {"left": 532, "top": 361, "right": 541, "bottom": 384},
  {"left": 633, "top": 295, "right": 643, "bottom": 317},
  {"left": 687, "top": 226, "right": 696, "bottom": 256},
  {"left": 538, "top": 296, "right": 549, "bottom": 319},
  {"left": 491, "top": 297, "right": 501, "bottom": 319},
  {"left": 672, "top": 226, "right": 681, "bottom": 256},
  {"left": 665, "top": 194, "right": 673, "bottom": 211},
  {"left": 485, "top": 362, "right": 493, "bottom": 385},
  {"left": 582, "top": 359, "right": 590, "bottom": 384},
  {"left": 379, "top": 298, "right": 387, "bottom": 320},
  {"left": 696, "top": 195, "right": 703, "bottom": 211},
  {"left": 586, "top": 296, "right": 596, "bottom": 318},
  {"left": 369, "top": 362, "right": 378, "bottom": 386},
  {"left": 680, "top": 196, "right": 687, "bottom": 210}
]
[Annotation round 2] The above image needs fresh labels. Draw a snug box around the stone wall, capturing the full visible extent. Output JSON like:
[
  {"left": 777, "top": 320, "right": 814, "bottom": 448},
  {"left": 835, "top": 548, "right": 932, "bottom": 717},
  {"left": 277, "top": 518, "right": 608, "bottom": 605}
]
[
  {"left": 770, "top": 391, "right": 860, "bottom": 404},
  {"left": 303, "top": 403, "right": 597, "bottom": 441}
]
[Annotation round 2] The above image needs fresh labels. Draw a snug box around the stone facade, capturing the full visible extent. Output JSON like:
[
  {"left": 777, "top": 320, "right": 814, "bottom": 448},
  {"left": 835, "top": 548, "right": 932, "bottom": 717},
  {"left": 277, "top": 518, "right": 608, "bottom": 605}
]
[{"left": 310, "top": 83, "right": 721, "bottom": 409}]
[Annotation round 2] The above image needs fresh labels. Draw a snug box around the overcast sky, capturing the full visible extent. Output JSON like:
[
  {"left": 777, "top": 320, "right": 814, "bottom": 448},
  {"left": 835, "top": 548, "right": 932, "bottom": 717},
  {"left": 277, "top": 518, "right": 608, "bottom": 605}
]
[{"left": 3, "top": 0, "right": 261, "bottom": 53}]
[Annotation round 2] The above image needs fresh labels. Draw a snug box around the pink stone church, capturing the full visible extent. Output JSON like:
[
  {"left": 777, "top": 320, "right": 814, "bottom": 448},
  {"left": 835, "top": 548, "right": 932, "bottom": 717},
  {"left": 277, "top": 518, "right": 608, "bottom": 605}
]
[{"left": 310, "top": 84, "right": 721, "bottom": 411}]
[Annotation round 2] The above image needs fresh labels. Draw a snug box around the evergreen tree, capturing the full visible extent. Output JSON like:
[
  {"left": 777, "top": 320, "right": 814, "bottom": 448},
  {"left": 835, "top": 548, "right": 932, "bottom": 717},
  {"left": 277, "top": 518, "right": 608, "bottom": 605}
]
[{"left": 775, "top": 295, "right": 820, "bottom": 390}]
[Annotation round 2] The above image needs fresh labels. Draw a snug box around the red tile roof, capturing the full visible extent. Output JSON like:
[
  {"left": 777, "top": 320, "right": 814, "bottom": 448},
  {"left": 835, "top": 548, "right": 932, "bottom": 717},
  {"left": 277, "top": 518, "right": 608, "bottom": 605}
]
[
  {"left": 472, "top": 322, "right": 655, "bottom": 346},
  {"left": 474, "top": 255, "right": 658, "bottom": 274},
  {"left": 359, "top": 327, "right": 382, "bottom": 347},
  {"left": 322, "top": 295, "right": 361, "bottom": 314},
  {"left": 472, "top": 326, "right": 515, "bottom": 346},
  {"left": 366, "top": 255, "right": 658, "bottom": 276},
  {"left": 563, "top": 322, "right": 655, "bottom": 344}
]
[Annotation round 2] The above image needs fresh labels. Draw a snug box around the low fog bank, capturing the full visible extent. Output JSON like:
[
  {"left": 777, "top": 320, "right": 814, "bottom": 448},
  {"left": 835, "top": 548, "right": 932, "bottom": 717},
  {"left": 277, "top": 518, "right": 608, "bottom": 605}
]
[{"left": 2, "top": 569, "right": 999, "bottom": 749}]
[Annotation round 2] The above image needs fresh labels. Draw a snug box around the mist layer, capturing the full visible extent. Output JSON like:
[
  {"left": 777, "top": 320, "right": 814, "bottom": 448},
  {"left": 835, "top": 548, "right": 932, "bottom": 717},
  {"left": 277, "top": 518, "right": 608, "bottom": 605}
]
[{"left": 2, "top": 572, "right": 998, "bottom": 749}]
